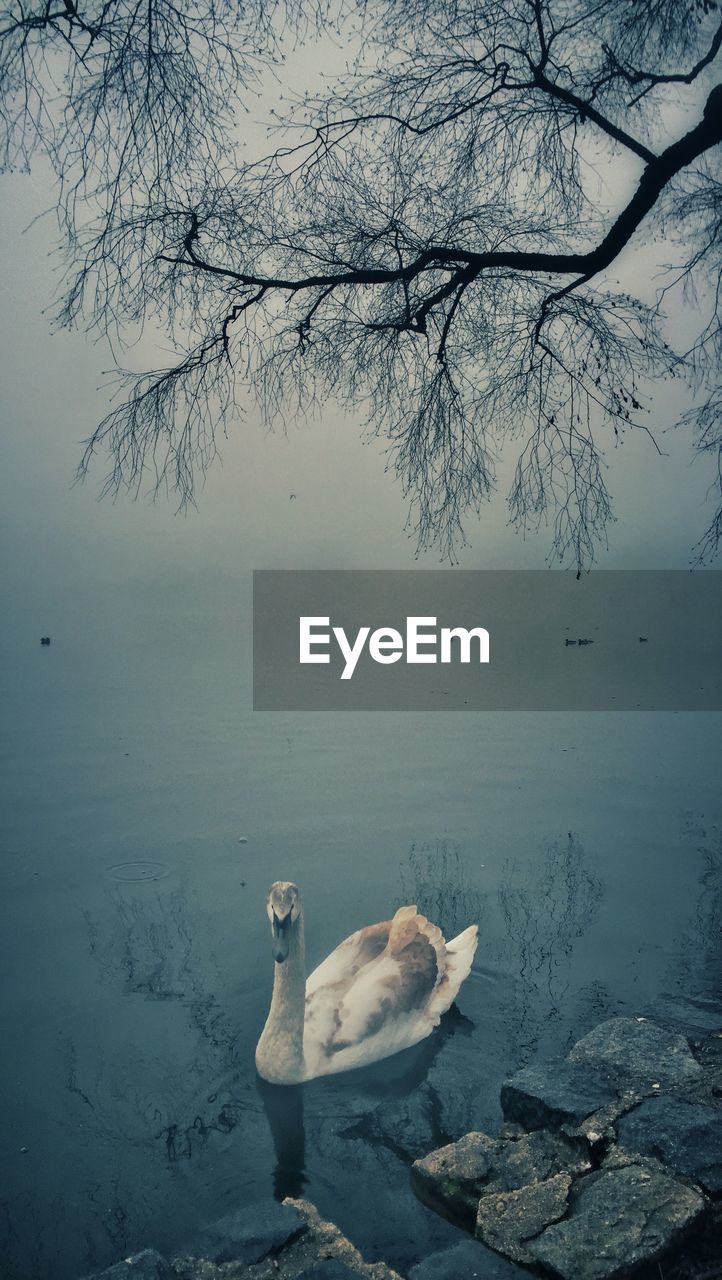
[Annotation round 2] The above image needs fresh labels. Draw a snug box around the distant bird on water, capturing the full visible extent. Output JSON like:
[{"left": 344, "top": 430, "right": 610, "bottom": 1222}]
[
  {"left": 255, "top": 881, "right": 478, "bottom": 1085},
  {"left": 40, "top": 636, "right": 51, "bottom": 646}
]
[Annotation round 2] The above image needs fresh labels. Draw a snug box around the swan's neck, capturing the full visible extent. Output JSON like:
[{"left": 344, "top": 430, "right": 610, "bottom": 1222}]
[
  {"left": 257, "top": 915, "right": 306, "bottom": 1084},
  {"left": 270, "top": 915, "right": 306, "bottom": 1029}
]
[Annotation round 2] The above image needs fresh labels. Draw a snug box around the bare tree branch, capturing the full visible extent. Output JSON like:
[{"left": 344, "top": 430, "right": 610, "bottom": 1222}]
[{"left": 3, "top": 0, "right": 722, "bottom": 567}]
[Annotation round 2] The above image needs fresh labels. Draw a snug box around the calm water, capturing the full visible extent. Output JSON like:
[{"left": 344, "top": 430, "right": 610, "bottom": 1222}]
[{"left": 1, "top": 583, "right": 720, "bottom": 1279}]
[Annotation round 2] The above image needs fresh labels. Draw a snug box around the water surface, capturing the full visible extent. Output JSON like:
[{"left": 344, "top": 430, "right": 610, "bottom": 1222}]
[{"left": 1, "top": 588, "right": 720, "bottom": 1278}]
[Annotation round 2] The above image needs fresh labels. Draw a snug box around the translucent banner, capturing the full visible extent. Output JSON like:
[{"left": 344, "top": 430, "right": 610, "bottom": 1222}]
[{"left": 253, "top": 571, "right": 722, "bottom": 711}]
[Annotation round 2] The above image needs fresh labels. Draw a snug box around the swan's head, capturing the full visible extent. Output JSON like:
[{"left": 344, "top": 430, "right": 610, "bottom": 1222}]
[{"left": 266, "top": 881, "right": 301, "bottom": 964}]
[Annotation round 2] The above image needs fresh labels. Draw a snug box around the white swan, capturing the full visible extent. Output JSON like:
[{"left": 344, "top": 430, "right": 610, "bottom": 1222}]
[{"left": 255, "top": 881, "right": 478, "bottom": 1085}]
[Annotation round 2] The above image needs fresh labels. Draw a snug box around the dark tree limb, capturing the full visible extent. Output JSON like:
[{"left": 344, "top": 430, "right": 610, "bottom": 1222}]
[
  {"left": 3, "top": 0, "right": 722, "bottom": 568},
  {"left": 164, "top": 85, "right": 722, "bottom": 315}
]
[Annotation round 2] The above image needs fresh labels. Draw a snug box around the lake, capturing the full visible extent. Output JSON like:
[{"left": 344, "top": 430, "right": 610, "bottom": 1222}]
[{"left": 0, "top": 580, "right": 720, "bottom": 1278}]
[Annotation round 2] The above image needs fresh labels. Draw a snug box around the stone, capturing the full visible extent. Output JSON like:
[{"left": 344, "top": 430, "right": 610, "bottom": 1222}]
[
  {"left": 298, "top": 1262, "right": 364, "bottom": 1279},
  {"left": 501, "top": 1060, "right": 617, "bottom": 1131},
  {"left": 600, "top": 1146, "right": 671, "bottom": 1177},
  {"left": 191, "top": 1200, "right": 306, "bottom": 1264},
  {"left": 643, "top": 993, "right": 722, "bottom": 1042},
  {"left": 82, "top": 1251, "right": 173, "bottom": 1280},
  {"left": 568, "top": 1017, "right": 703, "bottom": 1090},
  {"left": 528, "top": 1162, "right": 706, "bottom": 1280},
  {"left": 617, "top": 1095, "right": 722, "bottom": 1195},
  {"left": 409, "top": 1237, "right": 528, "bottom": 1278},
  {"left": 412, "top": 1132, "right": 496, "bottom": 1226},
  {"left": 475, "top": 1173, "right": 571, "bottom": 1264},
  {"left": 284, "top": 1198, "right": 401, "bottom": 1280},
  {"left": 491, "top": 1129, "right": 590, "bottom": 1190},
  {"left": 412, "top": 1128, "right": 589, "bottom": 1229}
]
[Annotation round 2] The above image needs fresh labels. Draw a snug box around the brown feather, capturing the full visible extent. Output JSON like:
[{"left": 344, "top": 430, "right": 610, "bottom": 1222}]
[{"left": 330, "top": 918, "right": 439, "bottom": 1051}]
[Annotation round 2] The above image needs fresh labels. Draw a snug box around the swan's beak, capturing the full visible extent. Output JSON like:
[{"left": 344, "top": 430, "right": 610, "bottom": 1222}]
[{"left": 272, "top": 911, "right": 291, "bottom": 964}]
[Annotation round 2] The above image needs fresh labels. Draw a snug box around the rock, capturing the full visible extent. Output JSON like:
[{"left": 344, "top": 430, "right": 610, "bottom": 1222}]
[
  {"left": 411, "top": 1128, "right": 589, "bottom": 1229},
  {"left": 571, "top": 1093, "right": 644, "bottom": 1146},
  {"left": 601, "top": 1146, "right": 658, "bottom": 1173},
  {"left": 643, "top": 993, "right": 722, "bottom": 1042},
  {"left": 409, "top": 1237, "right": 528, "bottom": 1278},
  {"left": 191, "top": 1200, "right": 306, "bottom": 1264},
  {"left": 501, "top": 1060, "right": 617, "bottom": 1131},
  {"left": 299, "top": 1262, "right": 365, "bottom": 1279},
  {"left": 568, "top": 1017, "right": 703, "bottom": 1090},
  {"left": 284, "top": 1198, "right": 402, "bottom": 1280},
  {"left": 82, "top": 1251, "right": 173, "bottom": 1280},
  {"left": 528, "top": 1162, "right": 706, "bottom": 1280},
  {"left": 475, "top": 1173, "right": 571, "bottom": 1264},
  {"left": 491, "top": 1129, "right": 590, "bottom": 1190},
  {"left": 617, "top": 1095, "right": 722, "bottom": 1195},
  {"left": 412, "top": 1132, "right": 495, "bottom": 1226}
]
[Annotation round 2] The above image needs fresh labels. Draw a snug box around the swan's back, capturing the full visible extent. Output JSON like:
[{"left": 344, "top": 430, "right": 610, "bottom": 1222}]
[{"left": 302, "top": 905, "right": 477, "bottom": 1080}]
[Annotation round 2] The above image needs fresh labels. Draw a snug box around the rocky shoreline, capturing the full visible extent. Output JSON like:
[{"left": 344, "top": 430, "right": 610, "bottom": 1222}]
[{"left": 85, "top": 994, "right": 722, "bottom": 1280}]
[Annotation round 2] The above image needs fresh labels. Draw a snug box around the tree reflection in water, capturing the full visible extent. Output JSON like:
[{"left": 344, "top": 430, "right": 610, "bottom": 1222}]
[
  {"left": 669, "top": 815, "right": 722, "bottom": 1000},
  {"left": 494, "top": 833, "right": 605, "bottom": 1060},
  {"left": 396, "top": 838, "right": 486, "bottom": 938}
]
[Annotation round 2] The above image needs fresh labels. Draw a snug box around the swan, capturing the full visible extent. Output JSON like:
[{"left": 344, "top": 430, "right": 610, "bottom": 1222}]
[{"left": 255, "top": 881, "right": 478, "bottom": 1085}]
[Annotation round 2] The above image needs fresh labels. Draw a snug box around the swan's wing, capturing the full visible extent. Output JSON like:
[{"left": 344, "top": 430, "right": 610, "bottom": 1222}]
[
  {"left": 305, "top": 919, "right": 392, "bottom": 997},
  {"left": 304, "top": 906, "right": 445, "bottom": 1062}
]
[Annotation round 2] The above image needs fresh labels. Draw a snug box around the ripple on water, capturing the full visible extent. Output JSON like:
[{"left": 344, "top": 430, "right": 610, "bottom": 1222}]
[{"left": 107, "top": 860, "right": 169, "bottom": 882}]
